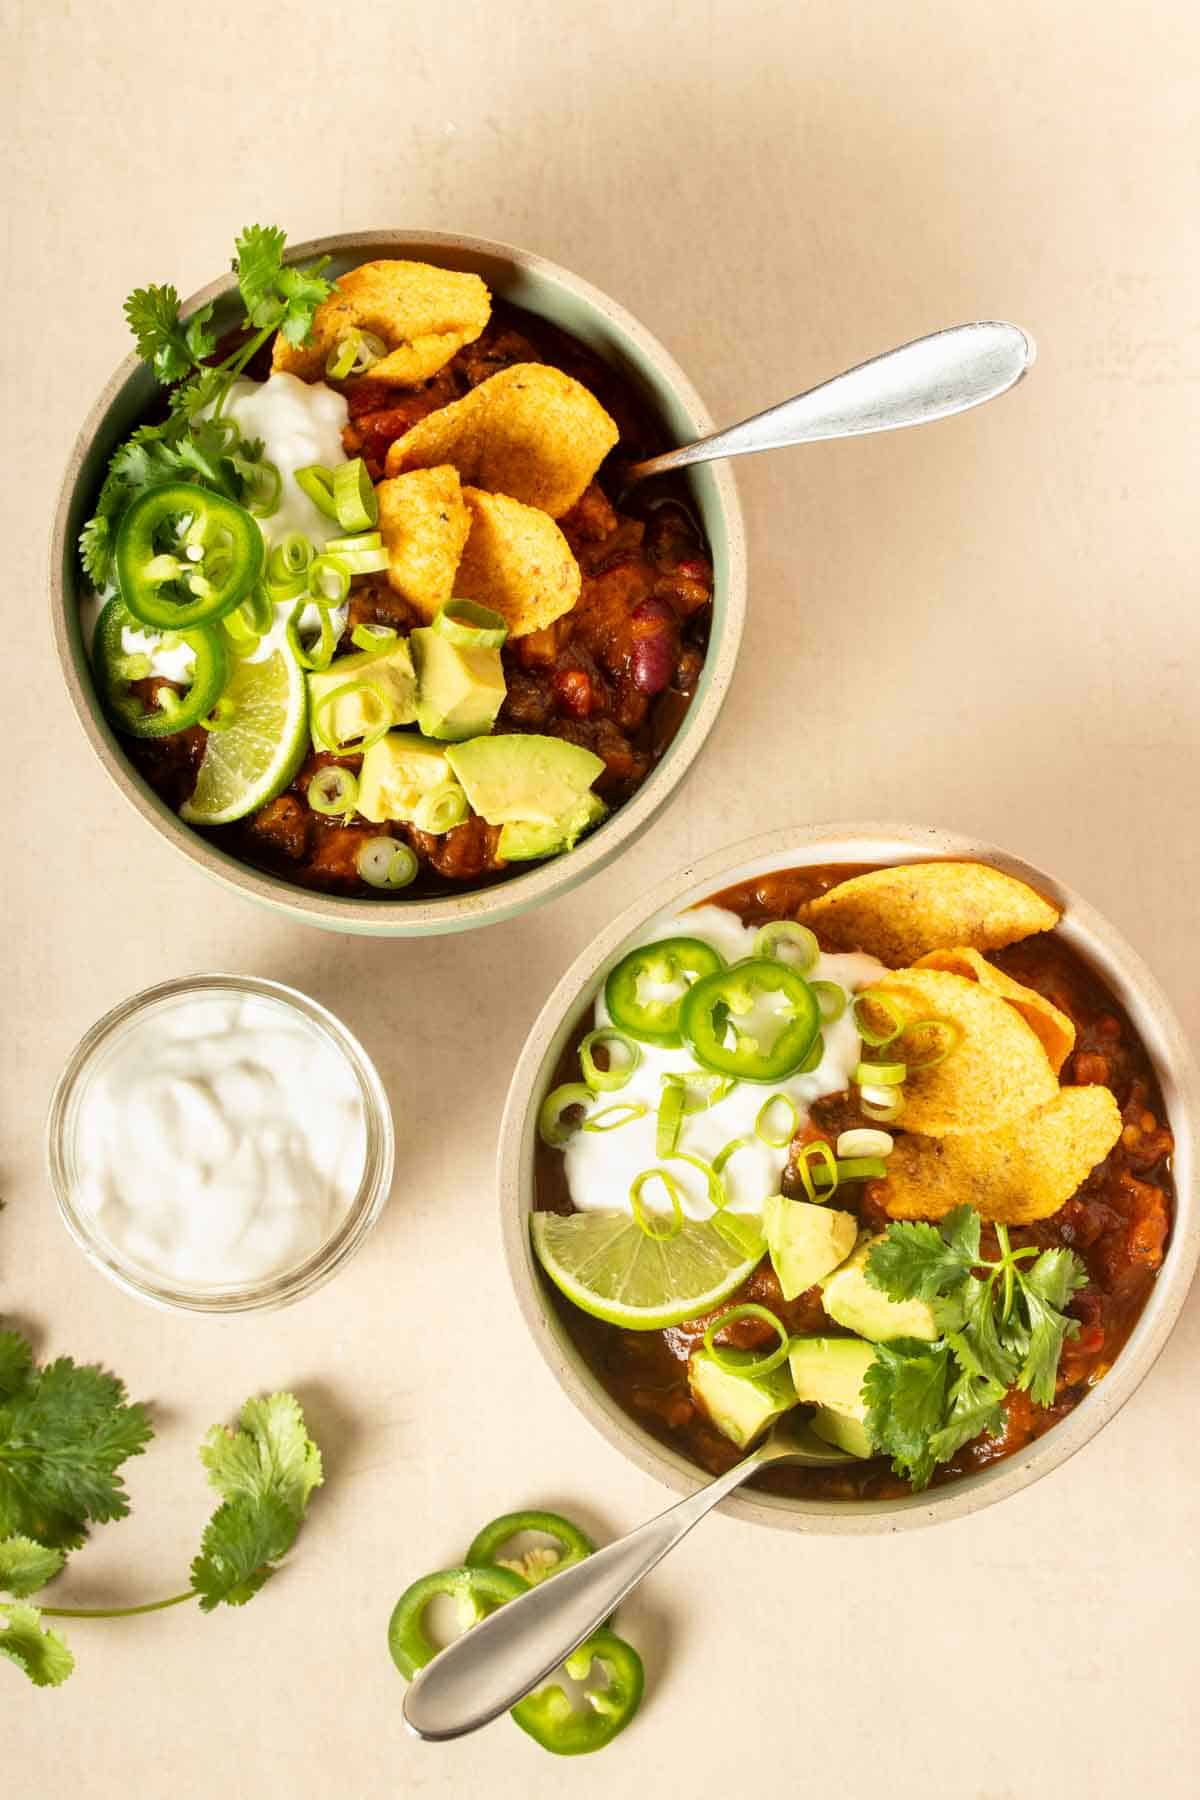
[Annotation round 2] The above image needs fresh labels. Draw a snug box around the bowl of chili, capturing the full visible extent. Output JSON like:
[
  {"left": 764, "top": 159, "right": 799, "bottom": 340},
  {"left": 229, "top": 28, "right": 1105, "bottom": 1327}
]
[
  {"left": 499, "top": 824, "right": 1200, "bottom": 1532},
  {"left": 51, "top": 230, "right": 746, "bottom": 935}
]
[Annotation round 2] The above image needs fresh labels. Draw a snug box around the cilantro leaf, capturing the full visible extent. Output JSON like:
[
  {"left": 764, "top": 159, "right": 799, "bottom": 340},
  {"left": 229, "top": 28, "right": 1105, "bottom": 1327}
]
[
  {"left": 0, "top": 1536, "right": 66, "bottom": 1598},
  {"left": 928, "top": 1346, "right": 1007, "bottom": 1466},
  {"left": 1023, "top": 1247, "right": 1088, "bottom": 1313},
  {"left": 866, "top": 1205, "right": 979, "bottom": 1303},
  {"left": 1016, "top": 1254, "right": 1086, "bottom": 1406},
  {"left": 274, "top": 259, "right": 334, "bottom": 345},
  {"left": 123, "top": 283, "right": 195, "bottom": 385},
  {"left": 0, "top": 1602, "right": 75, "bottom": 1688},
  {"left": 234, "top": 224, "right": 332, "bottom": 343},
  {"left": 200, "top": 1392, "right": 324, "bottom": 1517},
  {"left": 862, "top": 1338, "right": 952, "bottom": 1491},
  {"left": 959, "top": 1275, "right": 1020, "bottom": 1387},
  {"left": 0, "top": 1341, "right": 153, "bottom": 1550},
  {"left": 234, "top": 224, "right": 288, "bottom": 318},
  {"left": 190, "top": 1493, "right": 298, "bottom": 1612},
  {"left": 0, "top": 1334, "right": 33, "bottom": 1403}
]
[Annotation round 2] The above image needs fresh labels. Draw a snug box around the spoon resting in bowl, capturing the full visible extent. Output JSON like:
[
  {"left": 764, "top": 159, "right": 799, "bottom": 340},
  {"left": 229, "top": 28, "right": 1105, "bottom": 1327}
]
[
  {"left": 622, "top": 320, "right": 1035, "bottom": 486},
  {"left": 402, "top": 1411, "right": 852, "bottom": 1743}
]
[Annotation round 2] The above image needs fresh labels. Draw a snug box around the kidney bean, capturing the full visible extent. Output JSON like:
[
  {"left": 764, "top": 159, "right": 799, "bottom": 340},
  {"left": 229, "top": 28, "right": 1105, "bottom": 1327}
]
[
  {"left": 629, "top": 595, "right": 678, "bottom": 695},
  {"left": 553, "top": 667, "right": 594, "bottom": 718}
]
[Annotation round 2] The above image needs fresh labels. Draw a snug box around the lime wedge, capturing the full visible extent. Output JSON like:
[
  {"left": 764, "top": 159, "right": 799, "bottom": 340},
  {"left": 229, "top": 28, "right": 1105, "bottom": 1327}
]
[
  {"left": 181, "top": 647, "right": 308, "bottom": 827},
  {"left": 531, "top": 1210, "right": 761, "bottom": 1331}
]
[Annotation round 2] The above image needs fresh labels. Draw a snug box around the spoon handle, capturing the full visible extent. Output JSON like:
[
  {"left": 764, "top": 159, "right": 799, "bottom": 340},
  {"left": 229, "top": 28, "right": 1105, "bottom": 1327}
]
[
  {"left": 625, "top": 320, "right": 1036, "bottom": 481},
  {"left": 403, "top": 1449, "right": 767, "bottom": 1742}
]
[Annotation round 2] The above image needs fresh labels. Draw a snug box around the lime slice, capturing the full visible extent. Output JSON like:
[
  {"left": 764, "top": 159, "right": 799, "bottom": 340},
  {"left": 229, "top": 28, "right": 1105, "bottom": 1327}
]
[
  {"left": 531, "top": 1210, "right": 761, "bottom": 1331},
  {"left": 181, "top": 646, "right": 308, "bottom": 827}
]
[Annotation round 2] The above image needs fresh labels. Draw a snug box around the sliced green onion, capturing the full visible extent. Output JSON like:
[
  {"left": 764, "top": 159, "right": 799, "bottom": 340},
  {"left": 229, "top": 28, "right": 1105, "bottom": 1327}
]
[
  {"left": 579, "top": 1027, "right": 641, "bottom": 1093},
  {"left": 270, "top": 533, "right": 315, "bottom": 582},
  {"left": 383, "top": 843, "right": 418, "bottom": 889},
  {"left": 434, "top": 599, "right": 508, "bottom": 649},
  {"left": 538, "top": 1083, "right": 594, "bottom": 1147},
  {"left": 629, "top": 1168, "right": 685, "bottom": 1241},
  {"left": 810, "top": 980, "right": 847, "bottom": 1023},
  {"left": 240, "top": 584, "right": 274, "bottom": 634},
  {"left": 656, "top": 1083, "right": 685, "bottom": 1158},
  {"left": 350, "top": 622, "right": 398, "bottom": 654},
  {"left": 798, "top": 1033, "right": 825, "bottom": 1074},
  {"left": 860, "top": 1087, "right": 904, "bottom": 1124},
  {"left": 702, "top": 1304, "right": 789, "bottom": 1379},
  {"left": 810, "top": 1156, "right": 888, "bottom": 1185},
  {"left": 311, "top": 679, "right": 391, "bottom": 754},
  {"left": 669, "top": 1151, "right": 727, "bottom": 1212},
  {"left": 339, "top": 545, "right": 390, "bottom": 576},
  {"left": 755, "top": 1093, "right": 798, "bottom": 1148},
  {"left": 356, "top": 836, "right": 413, "bottom": 889},
  {"left": 307, "top": 765, "right": 359, "bottom": 817},
  {"left": 854, "top": 1060, "right": 906, "bottom": 1087},
  {"left": 836, "top": 1127, "right": 895, "bottom": 1159},
  {"left": 900, "top": 1018, "right": 963, "bottom": 1071},
  {"left": 242, "top": 457, "right": 282, "bottom": 519},
  {"left": 752, "top": 920, "right": 819, "bottom": 972},
  {"left": 661, "top": 1070, "right": 736, "bottom": 1113},
  {"left": 582, "top": 1101, "right": 648, "bottom": 1133},
  {"left": 795, "top": 1140, "right": 838, "bottom": 1204},
  {"left": 286, "top": 600, "right": 337, "bottom": 672},
  {"left": 852, "top": 990, "right": 905, "bottom": 1047},
  {"left": 327, "top": 531, "right": 383, "bottom": 554},
  {"left": 413, "top": 783, "right": 469, "bottom": 834},
  {"left": 325, "top": 328, "right": 388, "bottom": 380},
  {"left": 712, "top": 1137, "right": 752, "bottom": 1175},
  {"left": 333, "top": 458, "right": 378, "bottom": 532},
  {"left": 199, "top": 696, "right": 236, "bottom": 732},
  {"left": 295, "top": 465, "right": 339, "bottom": 520},
  {"left": 307, "top": 553, "right": 352, "bottom": 606}
]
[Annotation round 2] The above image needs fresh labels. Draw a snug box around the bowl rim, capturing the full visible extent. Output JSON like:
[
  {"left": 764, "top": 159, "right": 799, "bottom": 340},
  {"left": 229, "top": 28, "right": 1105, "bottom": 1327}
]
[
  {"left": 498, "top": 821, "right": 1200, "bottom": 1533},
  {"left": 49, "top": 228, "right": 747, "bottom": 937}
]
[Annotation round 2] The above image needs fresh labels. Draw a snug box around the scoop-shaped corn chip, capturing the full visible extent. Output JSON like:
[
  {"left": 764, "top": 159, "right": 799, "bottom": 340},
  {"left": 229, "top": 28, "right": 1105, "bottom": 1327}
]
[
  {"left": 375, "top": 467, "right": 471, "bottom": 621},
  {"left": 453, "top": 487, "right": 581, "bottom": 638},
  {"left": 797, "top": 862, "right": 1060, "bottom": 968},
  {"left": 383, "top": 364, "right": 618, "bottom": 518},
  {"left": 273, "top": 260, "right": 491, "bottom": 385},
  {"left": 914, "top": 948, "right": 1076, "bottom": 1075},
  {"left": 881, "top": 1085, "right": 1122, "bottom": 1223},
  {"left": 866, "top": 968, "right": 1059, "bottom": 1135}
]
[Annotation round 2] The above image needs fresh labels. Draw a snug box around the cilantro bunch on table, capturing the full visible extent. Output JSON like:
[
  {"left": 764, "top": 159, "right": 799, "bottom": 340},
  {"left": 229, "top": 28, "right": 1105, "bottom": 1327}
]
[
  {"left": 861, "top": 1206, "right": 1088, "bottom": 1491},
  {"left": 0, "top": 1330, "right": 322, "bottom": 1687},
  {"left": 79, "top": 224, "right": 334, "bottom": 588}
]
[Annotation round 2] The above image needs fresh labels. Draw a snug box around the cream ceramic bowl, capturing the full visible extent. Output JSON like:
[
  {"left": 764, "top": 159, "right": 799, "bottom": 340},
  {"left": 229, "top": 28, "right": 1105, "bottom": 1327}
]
[
  {"left": 500, "top": 823, "right": 1200, "bottom": 1533},
  {"left": 50, "top": 231, "right": 746, "bottom": 936}
]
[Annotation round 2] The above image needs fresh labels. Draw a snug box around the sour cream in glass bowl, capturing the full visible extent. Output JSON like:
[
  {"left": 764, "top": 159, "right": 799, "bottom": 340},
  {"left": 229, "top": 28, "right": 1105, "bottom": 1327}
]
[{"left": 46, "top": 975, "right": 393, "bottom": 1312}]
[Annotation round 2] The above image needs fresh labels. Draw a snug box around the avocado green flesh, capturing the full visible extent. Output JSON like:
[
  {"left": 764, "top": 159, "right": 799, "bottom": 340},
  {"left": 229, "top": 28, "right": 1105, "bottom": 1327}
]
[
  {"left": 357, "top": 731, "right": 459, "bottom": 824},
  {"left": 411, "top": 626, "right": 506, "bottom": 741},
  {"left": 762, "top": 1194, "right": 858, "bottom": 1301},
  {"left": 788, "top": 1336, "right": 877, "bottom": 1414},
  {"left": 810, "top": 1406, "right": 875, "bottom": 1460},
  {"left": 820, "top": 1234, "right": 939, "bottom": 1342},
  {"left": 498, "top": 792, "right": 607, "bottom": 860},
  {"left": 689, "top": 1350, "right": 796, "bottom": 1450},
  {"left": 307, "top": 639, "right": 417, "bottom": 745}
]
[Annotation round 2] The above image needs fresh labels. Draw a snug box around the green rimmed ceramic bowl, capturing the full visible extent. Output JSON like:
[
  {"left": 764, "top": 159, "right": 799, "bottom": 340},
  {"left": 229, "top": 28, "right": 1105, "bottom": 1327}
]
[{"left": 50, "top": 230, "right": 746, "bottom": 936}]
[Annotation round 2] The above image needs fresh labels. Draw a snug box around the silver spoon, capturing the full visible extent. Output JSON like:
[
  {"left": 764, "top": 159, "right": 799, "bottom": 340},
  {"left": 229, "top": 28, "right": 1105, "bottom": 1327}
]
[
  {"left": 622, "top": 320, "right": 1035, "bottom": 486},
  {"left": 402, "top": 1412, "right": 853, "bottom": 1742}
]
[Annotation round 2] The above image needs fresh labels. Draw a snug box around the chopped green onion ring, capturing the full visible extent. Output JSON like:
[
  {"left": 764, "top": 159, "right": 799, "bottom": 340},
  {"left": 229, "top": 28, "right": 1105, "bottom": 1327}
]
[
  {"left": 752, "top": 920, "right": 819, "bottom": 973},
  {"left": 661, "top": 1070, "right": 735, "bottom": 1113},
  {"left": 307, "top": 553, "right": 352, "bottom": 606},
  {"left": 795, "top": 1140, "right": 839, "bottom": 1203},
  {"left": 327, "top": 530, "right": 383, "bottom": 554},
  {"left": 286, "top": 600, "right": 337, "bottom": 672},
  {"left": 579, "top": 1027, "right": 641, "bottom": 1093},
  {"left": 629, "top": 1169, "right": 685, "bottom": 1241},
  {"left": 703, "top": 1304, "right": 790, "bottom": 1379},
  {"left": 307, "top": 765, "right": 359, "bottom": 817},
  {"left": 325, "top": 329, "right": 388, "bottom": 380},
  {"left": 539, "top": 1083, "right": 594, "bottom": 1147},
  {"left": 656, "top": 1083, "right": 686, "bottom": 1158},
  {"left": 350, "top": 622, "right": 398, "bottom": 654},
  {"left": 853, "top": 1059, "right": 906, "bottom": 1088},
  {"left": 900, "top": 1018, "right": 964, "bottom": 1071},
  {"left": 311, "top": 679, "right": 391, "bottom": 754},
  {"left": 243, "top": 457, "right": 282, "bottom": 519},
  {"left": 852, "top": 990, "right": 905, "bottom": 1047},
  {"left": 669, "top": 1151, "right": 727, "bottom": 1213},
  {"left": 810, "top": 980, "right": 847, "bottom": 1024},
  {"left": 333, "top": 458, "right": 379, "bottom": 532},
  {"left": 413, "top": 784, "right": 469, "bottom": 834},
  {"left": 355, "top": 837, "right": 418, "bottom": 891},
  {"left": 860, "top": 1087, "right": 904, "bottom": 1124},
  {"left": 434, "top": 599, "right": 509, "bottom": 649},
  {"left": 836, "top": 1127, "right": 895, "bottom": 1159},
  {"left": 295, "top": 465, "right": 339, "bottom": 520},
  {"left": 712, "top": 1136, "right": 752, "bottom": 1176},
  {"left": 582, "top": 1102, "right": 648, "bottom": 1133},
  {"left": 810, "top": 1156, "right": 888, "bottom": 1186},
  {"left": 754, "top": 1093, "right": 799, "bottom": 1148}
]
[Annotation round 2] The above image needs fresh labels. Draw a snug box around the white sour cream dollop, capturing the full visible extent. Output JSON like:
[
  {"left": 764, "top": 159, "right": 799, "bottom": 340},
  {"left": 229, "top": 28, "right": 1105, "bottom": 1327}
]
[
  {"left": 72, "top": 989, "right": 368, "bottom": 1288},
  {"left": 563, "top": 905, "right": 888, "bottom": 1224}
]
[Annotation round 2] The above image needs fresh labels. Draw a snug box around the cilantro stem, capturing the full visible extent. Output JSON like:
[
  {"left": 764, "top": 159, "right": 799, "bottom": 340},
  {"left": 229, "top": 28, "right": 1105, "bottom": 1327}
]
[
  {"left": 213, "top": 324, "right": 275, "bottom": 414},
  {"left": 40, "top": 1591, "right": 196, "bottom": 1619},
  {"left": 994, "top": 1224, "right": 1015, "bottom": 1324}
]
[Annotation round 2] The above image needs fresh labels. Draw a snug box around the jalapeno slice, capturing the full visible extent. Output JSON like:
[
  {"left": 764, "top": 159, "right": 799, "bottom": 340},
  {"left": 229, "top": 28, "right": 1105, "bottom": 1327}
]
[
  {"left": 93, "top": 596, "right": 229, "bottom": 739},
  {"left": 387, "top": 1564, "right": 527, "bottom": 1680},
  {"left": 512, "top": 1627, "right": 645, "bottom": 1755},
  {"left": 604, "top": 936, "right": 725, "bottom": 1046},
  {"left": 466, "top": 1509, "right": 595, "bottom": 1586},
  {"left": 681, "top": 956, "right": 821, "bottom": 1082},
  {"left": 115, "top": 482, "right": 264, "bottom": 630}
]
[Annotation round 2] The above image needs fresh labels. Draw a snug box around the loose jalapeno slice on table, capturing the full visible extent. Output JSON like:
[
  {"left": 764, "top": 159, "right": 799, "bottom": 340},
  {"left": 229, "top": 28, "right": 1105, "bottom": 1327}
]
[
  {"left": 511, "top": 1626, "right": 645, "bottom": 1756},
  {"left": 466, "top": 1509, "right": 595, "bottom": 1586},
  {"left": 604, "top": 936, "right": 725, "bottom": 1046},
  {"left": 94, "top": 596, "right": 229, "bottom": 738},
  {"left": 681, "top": 956, "right": 821, "bottom": 1082},
  {"left": 387, "top": 1564, "right": 527, "bottom": 1680},
  {"left": 115, "top": 481, "right": 264, "bottom": 630}
]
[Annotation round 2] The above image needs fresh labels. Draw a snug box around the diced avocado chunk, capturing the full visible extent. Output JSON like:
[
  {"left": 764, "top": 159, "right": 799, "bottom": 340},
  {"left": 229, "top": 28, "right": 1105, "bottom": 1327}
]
[
  {"left": 411, "top": 626, "right": 505, "bottom": 741},
  {"left": 787, "top": 1336, "right": 877, "bottom": 1414},
  {"left": 498, "top": 793, "right": 607, "bottom": 861},
  {"left": 810, "top": 1406, "right": 875, "bottom": 1460},
  {"left": 308, "top": 640, "right": 416, "bottom": 747},
  {"left": 357, "top": 732, "right": 464, "bottom": 827},
  {"left": 688, "top": 1350, "right": 796, "bottom": 1450},
  {"left": 762, "top": 1194, "right": 858, "bottom": 1301},
  {"left": 820, "top": 1233, "right": 939, "bottom": 1342},
  {"left": 445, "top": 734, "right": 604, "bottom": 827}
]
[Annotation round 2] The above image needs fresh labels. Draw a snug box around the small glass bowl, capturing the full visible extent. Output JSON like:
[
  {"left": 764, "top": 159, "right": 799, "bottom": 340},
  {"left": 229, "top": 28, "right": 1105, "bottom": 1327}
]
[{"left": 46, "top": 974, "right": 395, "bottom": 1314}]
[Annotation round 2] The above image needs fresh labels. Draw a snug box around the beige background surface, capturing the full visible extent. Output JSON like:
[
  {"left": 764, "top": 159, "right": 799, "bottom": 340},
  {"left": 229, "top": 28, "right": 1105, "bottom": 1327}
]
[{"left": 4, "top": 0, "right": 1199, "bottom": 1792}]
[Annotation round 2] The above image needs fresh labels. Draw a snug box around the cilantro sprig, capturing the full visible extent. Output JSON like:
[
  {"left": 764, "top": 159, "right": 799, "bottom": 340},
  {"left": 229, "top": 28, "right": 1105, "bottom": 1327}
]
[
  {"left": 0, "top": 1331, "right": 323, "bottom": 1688},
  {"left": 861, "top": 1206, "right": 1087, "bottom": 1491},
  {"left": 79, "top": 224, "right": 333, "bottom": 588}
]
